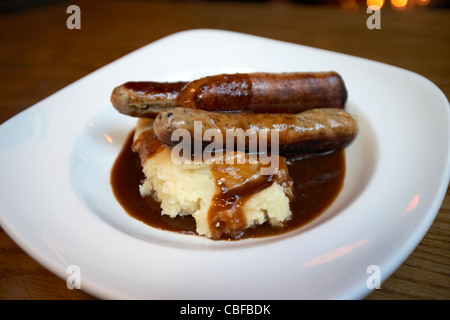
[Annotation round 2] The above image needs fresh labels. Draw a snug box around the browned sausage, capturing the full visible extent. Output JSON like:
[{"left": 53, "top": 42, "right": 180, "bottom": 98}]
[
  {"left": 111, "top": 81, "right": 187, "bottom": 117},
  {"left": 177, "top": 71, "right": 347, "bottom": 113},
  {"left": 153, "top": 107, "right": 358, "bottom": 156},
  {"left": 111, "top": 72, "right": 348, "bottom": 118}
]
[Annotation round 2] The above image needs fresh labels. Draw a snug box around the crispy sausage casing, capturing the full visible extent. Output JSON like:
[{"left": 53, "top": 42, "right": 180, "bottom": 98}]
[
  {"left": 153, "top": 107, "right": 358, "bottom": 156},
  {"left": 111, "top": 72, "right": 348, "bottom": 118}
]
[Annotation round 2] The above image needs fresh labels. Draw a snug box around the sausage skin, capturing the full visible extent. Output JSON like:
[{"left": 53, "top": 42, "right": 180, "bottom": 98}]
[
  {"left": 111, "top": 72, "right": 347, "bottom": 118},
  {"left": 153, "top": 107, "right": 358, "bottom": 156}
]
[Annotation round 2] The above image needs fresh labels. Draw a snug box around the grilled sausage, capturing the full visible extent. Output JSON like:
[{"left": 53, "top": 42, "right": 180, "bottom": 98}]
[
  {"left": 177, "top": 71, "right": 347, "bottom": 113},
  {"left": 111, "top": 81, "right": 187, "bottom": 117},
  {"left": 111, "top": 72, "right": 347, "bottom": 118},
  {"left": 153, "top": 107, "right": 358, "bottom": 156}
]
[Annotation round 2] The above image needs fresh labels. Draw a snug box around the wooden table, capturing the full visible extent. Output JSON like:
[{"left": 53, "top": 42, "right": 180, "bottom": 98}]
[{"left": 0, "top": 0, "right": 449, "bottom": 300}]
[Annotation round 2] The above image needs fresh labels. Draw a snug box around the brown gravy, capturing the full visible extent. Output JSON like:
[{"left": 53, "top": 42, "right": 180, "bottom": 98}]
[{"left": 111, "top": 131, "right": 345, "bottom": 240}]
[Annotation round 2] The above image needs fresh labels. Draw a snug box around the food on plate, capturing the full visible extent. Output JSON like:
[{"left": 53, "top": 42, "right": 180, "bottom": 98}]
[
  {"left": 111, "top": 72, "right": 347, "bottom": 118},
  {"left": 153, "top": 107, "right": 358, "bottom": 156},
  {"left": 132, "top": 118, "right": 293, "bottom": 240},
  {"left": 110, "top": 71, "right": 358, "bottom": 240}
]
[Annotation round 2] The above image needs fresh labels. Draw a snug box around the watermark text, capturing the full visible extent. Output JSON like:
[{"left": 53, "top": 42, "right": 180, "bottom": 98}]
[
  {"left": 66, "top": 5, "right": 81, "bottom": 30},
  {"left": 170, "top": 122, "right": 280, "bottom": 175}
]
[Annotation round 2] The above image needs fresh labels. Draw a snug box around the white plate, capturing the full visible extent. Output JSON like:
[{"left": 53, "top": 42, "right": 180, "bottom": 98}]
[{"left": 0, "top": 29, "right": 449, "bottom": 300}]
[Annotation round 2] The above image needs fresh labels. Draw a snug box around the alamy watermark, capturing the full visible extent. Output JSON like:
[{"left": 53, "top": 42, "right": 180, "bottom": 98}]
[
  {"left": 66, "top": 5, "right": 81, "bottom": 30},
  {"left": 66, "top": 4, "right": 380, "bottom": 31},
  {"left": 170, "top": 122, "right": 281, "bottom": 175},
  {"left": 66, "top": 265, "right": 81, "bottom": 289},
  {"left": 366, "top": 264, "right": 381, "bottom": 289},
  {"left": 366, "top": 5, "right": 381, "bottom": 30},
  {"left": 65, "top": 264, "right": 381, "bottom": 292}
]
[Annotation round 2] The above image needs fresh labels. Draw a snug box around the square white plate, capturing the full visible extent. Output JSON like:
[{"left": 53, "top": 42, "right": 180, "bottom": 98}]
[{"left": 0, "top": 29, "right": 449, "bottom": 299}]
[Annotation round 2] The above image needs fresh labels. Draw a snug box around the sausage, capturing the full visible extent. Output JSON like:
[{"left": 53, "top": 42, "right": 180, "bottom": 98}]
[
  {"left": 177, "top": 71, "right": 347, "bottom": 113},
  {"left": 111, "top": 81, "right": 187, "bottom": 117},
  {"left": 153, "top": 107, "right": 358, "bottom": 156},
  {"left": 111, "top": 72, "right": 348, "bottom": 118}
]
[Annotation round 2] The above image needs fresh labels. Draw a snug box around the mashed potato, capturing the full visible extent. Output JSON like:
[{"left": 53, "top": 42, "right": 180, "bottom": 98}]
[{"left": 133, "top": 118, "right": 293, "bottom": 239}]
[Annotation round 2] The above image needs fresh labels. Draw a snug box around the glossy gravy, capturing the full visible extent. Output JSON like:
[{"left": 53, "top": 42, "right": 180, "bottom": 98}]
[{"left": 111, "top": 131, "right": 345, "bottom": 240}]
